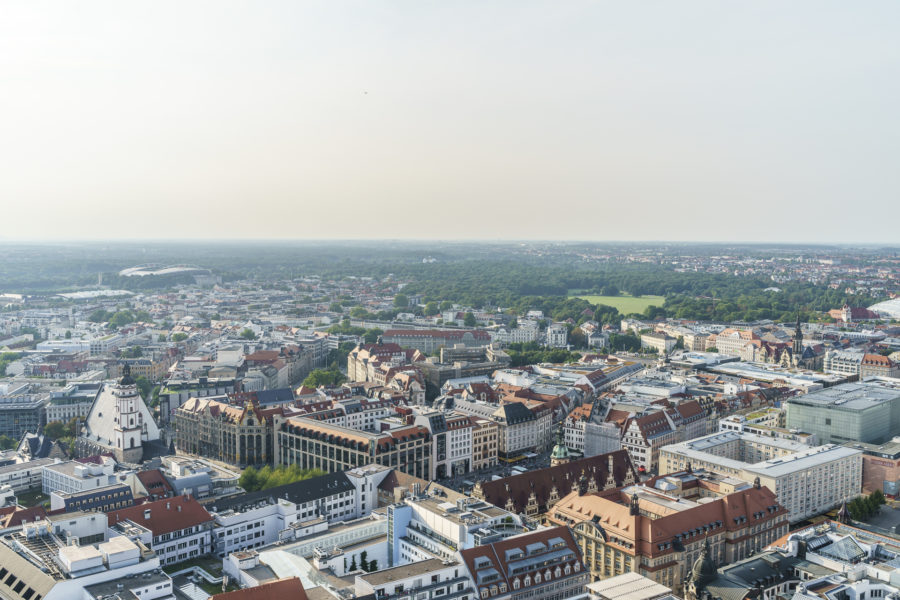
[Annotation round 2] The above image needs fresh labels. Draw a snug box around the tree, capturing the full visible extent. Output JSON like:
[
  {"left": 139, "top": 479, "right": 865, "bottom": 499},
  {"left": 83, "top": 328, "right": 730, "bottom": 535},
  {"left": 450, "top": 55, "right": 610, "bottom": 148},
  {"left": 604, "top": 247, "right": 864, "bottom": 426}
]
[
  {"left": 329, "top": 302, "right": 343, "bottom": 313},
  {"left": 675, "top": 336, "right": 685, "bottom": 350},
  {"left": 302, "top": 369, "right": 346, "bottom": 388},
  {"left": 424, "top": 302, "right": 439, "bottom": 316},
  {"left": 363, "top": 328, "right": 383, "bottom": 344},
  {"left": 239, "top": 328, "right": 257, "bottom": 340},
  {"left": 439, "top": 301, "right": 453, "bottom": 311},
  {"left": 349, "top": 557, "right": 357, "bottom": 571},
  {"left": 88, "top": 309, "right": 111, "bottom": 323},
  {"left": 707, "top": 347, "right": 718, "bottom": 353},
  {"left": 0, "top": 435, "right": 16, "bottom": 450},
  {"left": 368, "top": 559, "right": 378, "bottom": 571},
  {"left": 464, "top": 312, "right": 477, "bottom": 327},
  {"left": 44, "top": 421, "right": 66, "bottom": 440},
  {"left": 239, "top": 466, "right": 259, "bottom": 492},
  {"left": 64, "top": 330, "right": 72, "bottom": 339},
  {"left": 158, "top": 334, "right": 167, "bottom": 342},
  {"left": 359, "top": 550, "right": 369, "bottom": 571},
  {"left": 172, "top": 332, "right": 188, "bottom": 342},
  {"left": 394, "top": 293, "right": 409, "bottom": 308},
  {"left": 135, "top": 376, "right": 152, "bottom": 400},
  {"left": 349, "top": 306, "right": 370, "bottom": 319}
]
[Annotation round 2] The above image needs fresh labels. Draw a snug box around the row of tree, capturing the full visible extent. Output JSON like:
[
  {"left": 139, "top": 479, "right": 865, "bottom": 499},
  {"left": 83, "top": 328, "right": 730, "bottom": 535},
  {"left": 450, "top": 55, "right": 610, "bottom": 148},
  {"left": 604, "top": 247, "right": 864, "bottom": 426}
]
[
  {"left": 847, "top": 490, "right": 886, "bottom": 521},
  {"left": 238, "top": 464, "right": 325, "bottom": 492}
]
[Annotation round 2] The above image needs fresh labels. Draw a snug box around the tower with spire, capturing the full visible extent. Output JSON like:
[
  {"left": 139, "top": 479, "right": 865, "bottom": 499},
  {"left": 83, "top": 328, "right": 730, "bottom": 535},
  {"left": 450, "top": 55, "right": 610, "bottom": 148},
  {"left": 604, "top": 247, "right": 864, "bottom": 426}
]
[
  {"left": 550, "top": 423, "right": 571, "bottom": 467},
  {"left": 792, "top": 311, "right": 803, "bottom": 365},
  {"left": 113, "top": 363, "right": 145, "bottom": 462}
]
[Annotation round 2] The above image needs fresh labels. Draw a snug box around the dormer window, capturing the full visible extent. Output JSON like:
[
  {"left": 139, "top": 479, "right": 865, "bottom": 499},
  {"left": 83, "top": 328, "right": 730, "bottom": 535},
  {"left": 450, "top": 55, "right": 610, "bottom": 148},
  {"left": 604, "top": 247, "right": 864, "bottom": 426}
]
[{"left": 534, "top": 573, "right": 541, "bottom": 584}]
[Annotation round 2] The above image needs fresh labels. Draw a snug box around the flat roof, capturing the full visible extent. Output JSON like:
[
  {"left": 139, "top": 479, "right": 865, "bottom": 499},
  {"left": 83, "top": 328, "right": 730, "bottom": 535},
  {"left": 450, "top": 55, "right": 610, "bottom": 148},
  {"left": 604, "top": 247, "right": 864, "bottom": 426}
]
[
  {"left": 360, "top": 558, "right": 454, "bottom": 586},
  {"left": 586, "top": 572, "right": 674, "bottom": 600},
  {"left": 788, "top": 378, "right": 900, "bottom": 411}
]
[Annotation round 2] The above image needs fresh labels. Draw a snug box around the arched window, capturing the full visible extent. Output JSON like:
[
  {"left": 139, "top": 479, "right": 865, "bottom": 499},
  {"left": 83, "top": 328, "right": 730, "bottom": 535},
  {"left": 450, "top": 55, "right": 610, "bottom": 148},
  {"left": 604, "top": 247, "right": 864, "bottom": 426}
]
[
  {"left": 534, "top": 573, "right": 541, "bottom": 584},
  {"left": 524, "top": 576, "right": 531, "bottom": 587},
  {"left": 555, "top": 566, "right": 562, "bottom": 578},
  {"left": 513, "top": 579, "right": 520, "bottom": 590}
]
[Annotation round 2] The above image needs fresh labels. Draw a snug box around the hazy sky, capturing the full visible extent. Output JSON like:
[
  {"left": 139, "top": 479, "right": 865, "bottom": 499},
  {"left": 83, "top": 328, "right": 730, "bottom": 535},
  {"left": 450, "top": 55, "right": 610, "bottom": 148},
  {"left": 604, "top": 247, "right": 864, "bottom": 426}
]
[{"left": 2, "top": 1, "right": 898, "bottom": 243}]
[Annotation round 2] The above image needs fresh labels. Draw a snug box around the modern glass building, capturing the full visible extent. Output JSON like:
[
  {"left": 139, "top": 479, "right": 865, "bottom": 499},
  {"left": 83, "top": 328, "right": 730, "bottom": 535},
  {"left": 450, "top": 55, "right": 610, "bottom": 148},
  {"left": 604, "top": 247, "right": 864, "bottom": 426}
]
[{"left": 785, "top": 377, "right": 900, "bottom": 445}]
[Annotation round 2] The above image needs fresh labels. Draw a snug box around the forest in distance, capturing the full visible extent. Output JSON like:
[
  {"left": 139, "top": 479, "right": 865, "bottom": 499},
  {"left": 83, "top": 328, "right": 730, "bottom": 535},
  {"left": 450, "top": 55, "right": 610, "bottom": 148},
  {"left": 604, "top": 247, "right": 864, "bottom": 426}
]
[{"left": 0, "top": 240, "right": 892, "bottom": 324}]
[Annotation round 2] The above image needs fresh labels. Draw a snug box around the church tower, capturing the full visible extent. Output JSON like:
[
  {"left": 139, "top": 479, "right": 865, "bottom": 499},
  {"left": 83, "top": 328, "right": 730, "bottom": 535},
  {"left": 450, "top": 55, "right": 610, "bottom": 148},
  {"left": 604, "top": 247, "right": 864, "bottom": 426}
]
[
  {"left": 792, "top": 312, "right": 803, "bottom": 367},
  {"left": 113, "top": 364, "right": 144, "bottom": 462},
  {"left": 550, "top": 423, "right": 571, "bottom": 467}
]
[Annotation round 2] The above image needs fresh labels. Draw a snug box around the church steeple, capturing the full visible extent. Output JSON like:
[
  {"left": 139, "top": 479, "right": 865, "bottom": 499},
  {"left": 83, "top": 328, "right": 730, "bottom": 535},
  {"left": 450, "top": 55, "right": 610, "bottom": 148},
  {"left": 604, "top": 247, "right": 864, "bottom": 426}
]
[{"left": 793, "top": 311, "right": 803, "bottom": 358}]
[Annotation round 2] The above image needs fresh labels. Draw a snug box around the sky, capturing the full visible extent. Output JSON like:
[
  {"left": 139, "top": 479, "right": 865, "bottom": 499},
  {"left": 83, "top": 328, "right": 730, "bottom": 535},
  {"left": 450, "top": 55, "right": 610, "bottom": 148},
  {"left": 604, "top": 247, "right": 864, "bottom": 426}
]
[{"left": 1, "top": 1, "right": 898, "bottom": 243}]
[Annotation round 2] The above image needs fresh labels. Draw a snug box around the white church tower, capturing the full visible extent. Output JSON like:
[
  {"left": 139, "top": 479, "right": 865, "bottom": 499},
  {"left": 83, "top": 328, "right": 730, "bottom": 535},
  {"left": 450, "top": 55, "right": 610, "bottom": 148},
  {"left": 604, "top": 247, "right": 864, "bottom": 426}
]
[{"left": 113, "top": 364, "right": 144, "bottom": 462}]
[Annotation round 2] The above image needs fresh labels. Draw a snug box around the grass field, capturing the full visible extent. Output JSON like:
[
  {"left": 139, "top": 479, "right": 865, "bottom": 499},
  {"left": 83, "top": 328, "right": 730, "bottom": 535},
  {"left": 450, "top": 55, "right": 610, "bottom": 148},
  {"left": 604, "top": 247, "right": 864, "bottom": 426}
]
[{"left": 571, "top": 294, "right": 666, "bottom": 314}]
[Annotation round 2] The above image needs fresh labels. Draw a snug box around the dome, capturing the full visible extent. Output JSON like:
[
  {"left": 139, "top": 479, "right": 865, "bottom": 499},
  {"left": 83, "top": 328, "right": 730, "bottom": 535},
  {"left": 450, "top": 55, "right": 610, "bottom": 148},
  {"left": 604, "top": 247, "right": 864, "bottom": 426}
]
[
  {"left": 118, "top": 363, "right": 136, "bottom": 386},
  {"left": 690, "top": 538, "right": 717, "bottom": 588},
  {"left": 551, "top": 441, "right": 570, "bottom": 460}
]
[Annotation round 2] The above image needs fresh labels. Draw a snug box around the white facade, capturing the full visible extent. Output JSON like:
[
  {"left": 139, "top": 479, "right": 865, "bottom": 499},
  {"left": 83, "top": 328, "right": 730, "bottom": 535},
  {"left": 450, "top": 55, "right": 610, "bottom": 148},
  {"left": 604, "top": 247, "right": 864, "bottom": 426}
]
[
  {"left": 213, "top": 499, "right": 298, "bottom": 557},
  {"left": 42, "top": 458, "right": 118, "bottom": 495},
  {"left": 660, "top": 431, "right": 863, "bottom": 522},
  {"left": 546, "top": 323, "right": 569, "bottom": 348}
]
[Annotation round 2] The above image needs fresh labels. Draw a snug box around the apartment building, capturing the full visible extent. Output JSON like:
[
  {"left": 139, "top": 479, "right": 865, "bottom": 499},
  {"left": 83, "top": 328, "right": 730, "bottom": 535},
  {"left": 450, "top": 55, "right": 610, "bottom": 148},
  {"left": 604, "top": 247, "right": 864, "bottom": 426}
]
[
  {"left": 108, "top": 495, "right": 214, "bottom": 566},
  {"left": 641, "top": 333, "right": 676, "bottom": 354},
  {"left": 459, "top": 526, "right": 588, "bottom": 600},
  {"left": 470, "top": 418, "right": 499, "bottom": 471}
]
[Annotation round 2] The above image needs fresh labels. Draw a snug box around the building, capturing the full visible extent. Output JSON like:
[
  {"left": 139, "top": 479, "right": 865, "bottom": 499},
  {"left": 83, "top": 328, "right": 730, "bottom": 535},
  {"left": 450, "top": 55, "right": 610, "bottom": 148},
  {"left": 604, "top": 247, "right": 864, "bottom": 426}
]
[
  {"left": 274, "top": 415, "right": 432, "bottom": 480},
  {"left": 41, "top": 456, "right": 117, "bottom": 495},
  {"left": 212, "top": 577, "right": 309, "bottom": 600},
  {"left": 621, "top": 411, "right": 677, "bottom": 474},
  {"left": 76, "top": 365, "right": 161, "bottom": 463},
  {"left": 587, "top": 572, "right": 679, "bottom": 600},
  {"left": 641, "top": 333, "right": 676, "bottom": 354},
  {"left": 659, "top": 431, "right": 862, "bottom": 522},
  {"left": 383, "top": 329, "right": 493, "bottom": 354},
  {"left": 49, "top": 482, "right": 134, "bottom": 513},
  {"left": 473, "top": 451, "right": 636, "bottom": 518},
  {"left": 45, "top": 381, "right": 101, "bottom": 423},
  {"left": 157, "top": 376, "right": 238, "bottom": 424},
  {"left": 493, "top": 401, "right": 551, "bottom": 459},
  {"left": 785, "top": 377, "right": 900, "bottom": 445},
  {"left": 108, "top": 494, "right": 214, "bottom": 566},
  {"left": 853, "top": 438, "right": 900, "bottom": 494},
  {"left": 354, "top": 557, "right": 473, "bottom": 600},
  {"left": 470, "top": 417, "right": 499, "bottom": 471},
  {"left": 547, "top": 479, "right": 789, "bottom": 589},
  {"left": 0, "top": 457, "right": 59, "bottom": 492},
  {"left": 546, "top": 323, "right": 569, "bottom": 348},
  {"left": 0, "top": 513, "right": 171, "bottom": 600},
  {"left": 413, "top": 409, "right": 473, "bottom": 479},
  {"left": 459, "top": 525, "right": 588, "bottom": 600},
  {"left": 175, "top": 395, "right": 275, "bottom": 466},
  {"left": 0, "top": 387, "right": 45, "bottom": 440},
  {"left": 387, "top": 491, "right": 528, "bottom": 566}
]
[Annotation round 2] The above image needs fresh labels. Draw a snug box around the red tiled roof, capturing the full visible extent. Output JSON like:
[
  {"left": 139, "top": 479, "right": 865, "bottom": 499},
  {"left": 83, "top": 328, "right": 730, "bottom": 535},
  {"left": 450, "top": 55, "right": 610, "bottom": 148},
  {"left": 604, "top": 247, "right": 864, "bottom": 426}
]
[
  {"left": 108, "top": 494, "right": 213, "bottom": 535},
  {"left": 211, "top": 577, "right": 308, "bottom": 600}
]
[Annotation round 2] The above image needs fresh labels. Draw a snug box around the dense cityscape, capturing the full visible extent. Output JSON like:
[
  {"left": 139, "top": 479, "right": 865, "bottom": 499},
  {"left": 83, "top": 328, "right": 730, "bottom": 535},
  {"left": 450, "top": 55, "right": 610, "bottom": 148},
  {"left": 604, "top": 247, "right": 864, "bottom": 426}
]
[{"left": 0, "top": 242, "right": 898, "bottom": 600}]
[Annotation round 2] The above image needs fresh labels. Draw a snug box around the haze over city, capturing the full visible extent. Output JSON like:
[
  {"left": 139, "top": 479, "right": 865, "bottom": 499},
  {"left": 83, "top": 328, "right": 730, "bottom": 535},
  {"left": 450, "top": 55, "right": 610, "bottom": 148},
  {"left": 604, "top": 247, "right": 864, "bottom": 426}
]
[{"left": 2, "top": 1, "right": 899, "bottom": 242}]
